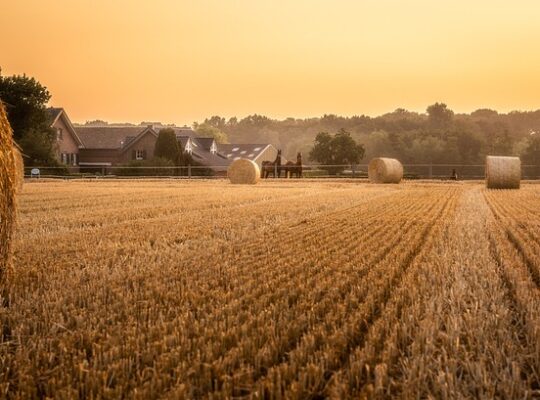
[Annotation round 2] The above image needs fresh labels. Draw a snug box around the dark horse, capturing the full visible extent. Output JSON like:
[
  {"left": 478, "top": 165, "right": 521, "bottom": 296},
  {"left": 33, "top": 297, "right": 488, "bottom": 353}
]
[
  {"left": 261, "top": 149, "right": 282, "bottom": 178},
  {"left": 283, "top": 152, "right": 303, "bottom": 178}
]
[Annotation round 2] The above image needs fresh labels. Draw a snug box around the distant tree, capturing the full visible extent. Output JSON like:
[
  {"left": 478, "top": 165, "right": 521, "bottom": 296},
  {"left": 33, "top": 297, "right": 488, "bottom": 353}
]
[
  {"left": 455, "top": 130, "right": 483, "bottom": 163},
  {"left": 309, "top": 129, "right": 365, "bottom": 174},
  {"left": 471, "top": 108, "right": 498, "bottom": 119},
  {"left": 492, "top": 129, "right": 515, "bottom": 155},
  {"left": 427, "top": 102, "right": 454, "bottom": 129},
  {"left": 194, "top": 122, "right": 229, "bottom": 143},
  {"left": 522, "top": 133, "right": 540, "bottom": 164},
  {"left": 84, "top": 119, "right": 109, "bottom": 126},
  {"left": 154, "top": 128, "right": 181, "bottom": 164},
  {"left": 0, "top": 68, "right": 57, "bottom": 164},
  {"left": 204, "top": 116, "right": 227, "bottom": 130}
]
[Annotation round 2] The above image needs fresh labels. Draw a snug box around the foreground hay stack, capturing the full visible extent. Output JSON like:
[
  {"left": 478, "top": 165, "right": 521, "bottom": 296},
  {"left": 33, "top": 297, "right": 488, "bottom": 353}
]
[
  {"left": 12, "top": 146, "right": 24, "bottom": 193},
  {"left": 227, "top": 158, "right": 260, "bottom": 184},
  {"left": 485, "top": 156, "right": 521, "bottom": 189},
  {"left": 0, "top": 102, "right": 17, "bottom": 282},
  {"left": 368, "top": 157, "right": 403, "bottom": 183}
]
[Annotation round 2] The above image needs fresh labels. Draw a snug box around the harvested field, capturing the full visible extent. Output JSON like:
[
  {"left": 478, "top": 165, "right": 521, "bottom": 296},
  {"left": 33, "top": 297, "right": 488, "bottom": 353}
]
[{"left": 1, "top": 179, "right": 539, "bottom": 398}]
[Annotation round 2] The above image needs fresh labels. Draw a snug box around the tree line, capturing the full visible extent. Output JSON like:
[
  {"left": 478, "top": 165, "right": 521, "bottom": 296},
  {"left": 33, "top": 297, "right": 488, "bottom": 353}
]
[
  {"left": 1, "top": 68, "right": 539, "bottom": 169},
  {"left": 201, "top": 104, "right": 540, "bottom": 166}
]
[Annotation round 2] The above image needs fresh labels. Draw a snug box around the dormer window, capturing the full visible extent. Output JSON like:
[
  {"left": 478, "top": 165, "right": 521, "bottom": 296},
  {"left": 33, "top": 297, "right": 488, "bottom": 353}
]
[
  {"left": 210, "top": 142, "right": 217, "bottom": 154},
  {"left": 135, "top": 150, "right": 144, "bottom": 160},
  {"left": 185, "top": 142, "right": 193, "bottom": 155}
]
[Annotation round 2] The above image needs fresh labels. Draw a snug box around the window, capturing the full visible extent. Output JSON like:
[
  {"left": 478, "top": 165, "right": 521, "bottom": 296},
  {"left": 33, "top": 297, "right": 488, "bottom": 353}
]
[
  {"left": 73, "top": 154, "right": 78, "bottom": 166},
  {"left": 210, "top": 142, "right": 217, "bottom": 154},
  {"left": 135, "top": 150, "right": 144, "bottom": 160},
  {"left": 57, "top": 128, "right": 63, "bottom": 140},
  {"left": 185, "top": 143, "right": 193, "bottom": 155}
]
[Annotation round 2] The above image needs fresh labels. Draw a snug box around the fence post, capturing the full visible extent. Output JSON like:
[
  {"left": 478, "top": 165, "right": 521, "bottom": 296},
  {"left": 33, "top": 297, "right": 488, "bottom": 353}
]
[
  {"left": 351, "top": 164, "right": 355, "bottom": 178},
  {"left": 428, "top": 163, "right": 433, "bottom": 179},
  {"left": 274, "top": 163, "right": 278, "bottom": 178},
  {"left": 188, "top": 164, "right": 192, "bottom": 179}
]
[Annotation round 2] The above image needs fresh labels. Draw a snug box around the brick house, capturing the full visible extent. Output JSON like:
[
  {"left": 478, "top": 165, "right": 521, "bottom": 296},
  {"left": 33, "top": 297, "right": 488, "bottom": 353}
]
[
  {"left": 75, "top": 126, "right": 158, "bottom": 169},
  {"left": 48, "top": 108, "right": 84, "bottom": 170},
  {"left": 48, "top": 108, "right": 278, "bottom": 174}
]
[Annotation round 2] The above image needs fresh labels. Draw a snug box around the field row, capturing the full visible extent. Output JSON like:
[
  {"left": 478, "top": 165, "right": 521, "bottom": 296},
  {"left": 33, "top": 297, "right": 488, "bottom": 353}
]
[{"left": 1, "top": 181, "right": 539, "bottom": 398}]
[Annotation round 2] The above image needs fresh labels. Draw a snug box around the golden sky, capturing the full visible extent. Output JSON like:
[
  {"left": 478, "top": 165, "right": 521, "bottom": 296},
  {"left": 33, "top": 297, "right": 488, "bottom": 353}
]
[{"left": 1, "top": 0, "right": 540, "bottom": 124}]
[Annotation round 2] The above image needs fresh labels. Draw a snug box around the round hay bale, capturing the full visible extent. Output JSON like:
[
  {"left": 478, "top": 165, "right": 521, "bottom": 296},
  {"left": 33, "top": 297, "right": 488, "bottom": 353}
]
[
  {"left": 227, "top": 158, "right": 260, "bottom": 184},
  {"left": 12, "top": 146, "right": 24, "bottom": 193},
  {"left": 485, "top": 156, "right": 521, "bottom": 189},
  {"left": 0, "top": 101, "right": 17, "bottom": 281},
  {"left": 368, "top": 157, "right": 403, "bottom": 184}
]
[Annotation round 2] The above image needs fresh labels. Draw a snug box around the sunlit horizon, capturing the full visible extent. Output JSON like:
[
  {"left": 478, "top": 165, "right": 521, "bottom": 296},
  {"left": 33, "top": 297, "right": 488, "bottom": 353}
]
[{"left": 2, "top": 0, "right": 540, "bottom": 125}]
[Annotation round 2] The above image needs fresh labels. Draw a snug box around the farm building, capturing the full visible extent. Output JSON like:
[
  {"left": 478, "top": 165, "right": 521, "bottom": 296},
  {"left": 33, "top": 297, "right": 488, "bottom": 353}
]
[
  {"left": 47, "top": 108, "right": 277, "bottom": 174},
  {"left": 47, "top": 107, "right": 84, "bottom": 171}
]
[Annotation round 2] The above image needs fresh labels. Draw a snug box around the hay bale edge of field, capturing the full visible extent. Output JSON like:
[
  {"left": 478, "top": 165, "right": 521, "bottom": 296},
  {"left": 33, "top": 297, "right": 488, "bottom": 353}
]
[
  {"left": 12, "top": 146, "right": 24, "bottom": 193},
  {"left": 227, "top": 158, "right": 261, "bottom": 184},
  {"left": 0, "top": 101, "right": 17, "bottom": 282},
  {"left": 485, "top": 156, "right": 521, "bottom": 189},
  {"left": 368, "top": 157, "right": 403, "bottom": 184}
]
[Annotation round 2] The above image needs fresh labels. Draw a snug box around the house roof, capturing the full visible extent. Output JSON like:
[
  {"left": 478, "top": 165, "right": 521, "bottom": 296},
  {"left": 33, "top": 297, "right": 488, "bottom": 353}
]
[
  {"left": 191, "top": 147, "right": 231, "bottom": 171},
  {"left": 194, "top": 137, "right": 215, "bottom": 151},
  {"left": 176, "top": 135, "right": 192, "bottom": 149},
  {"left": 75, "top": 126, "right": 149, "bottom": 149},
  {"left": 47, "top": 107, "right": 63, "bottom": 125},
  {"left": 47, "top": 107, "right": 84, "bottom": 147},
  {"left": 217, "top": 144, "right": 273, "bottom": 163}
]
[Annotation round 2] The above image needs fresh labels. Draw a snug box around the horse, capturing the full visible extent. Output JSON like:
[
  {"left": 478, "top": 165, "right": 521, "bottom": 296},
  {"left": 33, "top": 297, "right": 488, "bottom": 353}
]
[
  {"left": 261, "top": 149, "right": 282, "bottom": 178},
  {"left": 283, "top": 152, "right": 303, "bottom": 178}
]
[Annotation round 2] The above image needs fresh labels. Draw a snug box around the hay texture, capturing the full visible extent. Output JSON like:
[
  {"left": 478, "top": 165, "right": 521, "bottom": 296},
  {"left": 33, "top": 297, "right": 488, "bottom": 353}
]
[
  {"left": 485, "top": 156, "right": 521, "bottom": 189},
  {"left": 12, "top": 146, "right": 24, "bottom": 193},
  {"left": 368, "top": 158, "right": 403, "bottom": 184},
  {"left": 0, "top": 101, "right": 17, "bottom": 282},
  {"left": 227, "top": 158, "right": 260, "bottom": 184}
]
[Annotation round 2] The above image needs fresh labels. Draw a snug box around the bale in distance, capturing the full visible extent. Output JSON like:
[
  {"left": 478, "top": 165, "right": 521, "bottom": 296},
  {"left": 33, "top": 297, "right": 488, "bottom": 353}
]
[
  {"left": 227, "top": 158, "right": 260, "bottom": 184},
  {"left": 485, "top": 156, "right": 521, "bottom": 189},
  {"left": 0, "top": 101, "right": 17, "bottom": 283},
  {"left": 368, "top": 157, "right": 403, "bottom": 184}
]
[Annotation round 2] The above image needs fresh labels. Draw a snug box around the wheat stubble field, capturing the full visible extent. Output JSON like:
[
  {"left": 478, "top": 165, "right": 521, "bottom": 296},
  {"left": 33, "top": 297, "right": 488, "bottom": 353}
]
[{"left": 1, "top": 179, "right": 540, "bottom": 399}]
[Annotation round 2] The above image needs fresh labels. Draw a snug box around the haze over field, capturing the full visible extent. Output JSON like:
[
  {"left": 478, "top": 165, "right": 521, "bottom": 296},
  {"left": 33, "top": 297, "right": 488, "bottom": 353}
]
[{"left": 1, "top": 0, "right": 540, "bottom": 124}]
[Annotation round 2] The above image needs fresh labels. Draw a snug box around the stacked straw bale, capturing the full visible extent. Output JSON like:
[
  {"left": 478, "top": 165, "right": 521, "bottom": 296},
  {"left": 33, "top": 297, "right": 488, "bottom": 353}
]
[
  {"left": 0, "top": 101, "right": 17, "bottom": 282},
  {"left": 485, "top": 156, "right": 521, "bottom": 189},
  {"left": 227, "top": 159, "right": 260, "bottom": 184},
  {"left": 368, "top": 157, "right": 403, "bottom": 184}
]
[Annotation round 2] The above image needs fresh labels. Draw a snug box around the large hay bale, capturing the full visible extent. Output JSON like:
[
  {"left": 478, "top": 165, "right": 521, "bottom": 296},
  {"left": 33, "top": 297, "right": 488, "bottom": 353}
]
[
  {"left": 227, "top": 158, "right": 260, "bottom": 184},
  {"left": 485, "top": 156, "right": 521, "bottom": 189},
  {"left": 12, "top": 146, "right": 24, "bottom": 193},
  {"left": 368, "top": 157, "right": 403, "bottom": 184},
  {"left": 0, "top": 101, "right": 17, "bottom": 282}
]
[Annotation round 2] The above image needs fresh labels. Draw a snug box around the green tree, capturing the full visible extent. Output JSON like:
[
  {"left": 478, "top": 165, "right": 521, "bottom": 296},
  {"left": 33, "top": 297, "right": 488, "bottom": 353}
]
[
  {"left": 427, "top": 102, "right": 454, "bottom": 129},
  {"left": 194, "top": 122, "right": 229, "bottom": 143},
  {"left": 154, "top": 128, "right": 181, "bottom": 162},
  {"left": 0, "top": 69, "right": 57, "bottom": 164},
  {"left": 309, "top": 129, "right": 365, "bottom": 174},
  {"left": 492, "top": 129, "right": 515, "bottom": 155},
  {"left": 522, "top": 133, "right": 540, "bottom": 164}
]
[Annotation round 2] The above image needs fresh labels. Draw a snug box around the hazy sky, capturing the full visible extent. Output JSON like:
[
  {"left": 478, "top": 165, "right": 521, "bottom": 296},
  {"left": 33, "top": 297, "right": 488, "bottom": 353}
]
[{"left": 1, "top": 0, "right": 540, "bottom": 125}]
